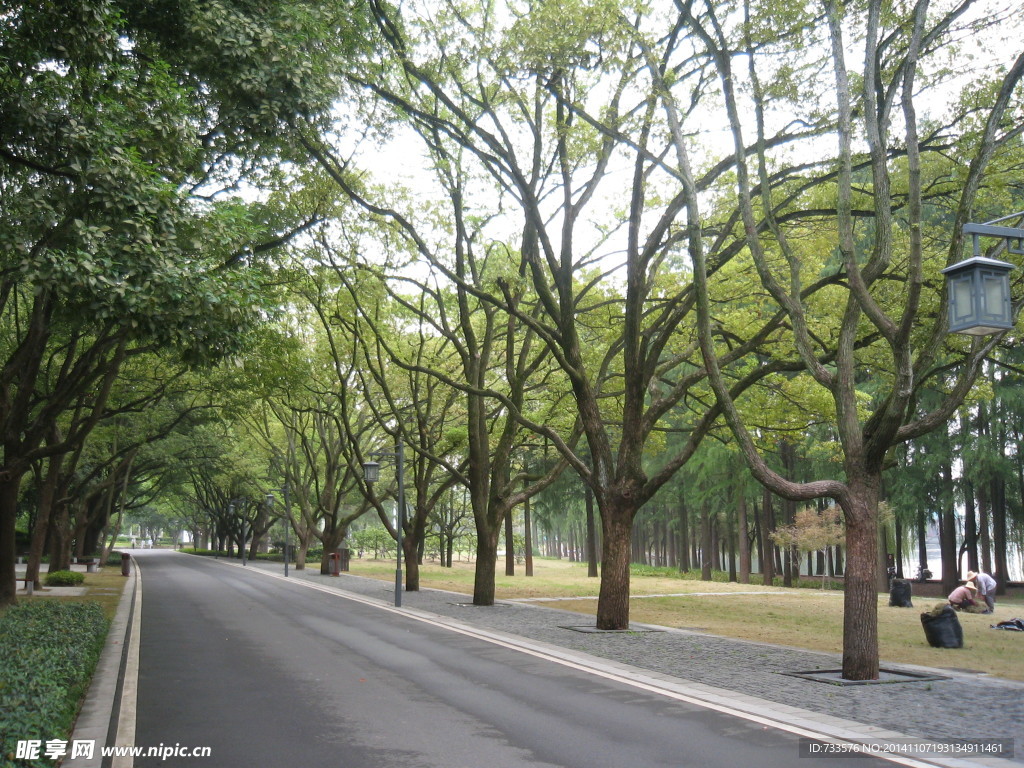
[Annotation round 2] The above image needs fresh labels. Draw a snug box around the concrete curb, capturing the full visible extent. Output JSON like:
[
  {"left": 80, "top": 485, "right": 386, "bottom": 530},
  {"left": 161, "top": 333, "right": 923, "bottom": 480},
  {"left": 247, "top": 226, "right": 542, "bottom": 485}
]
[{"left": 65, "top": 560, "right": 141, "bottom": 768}]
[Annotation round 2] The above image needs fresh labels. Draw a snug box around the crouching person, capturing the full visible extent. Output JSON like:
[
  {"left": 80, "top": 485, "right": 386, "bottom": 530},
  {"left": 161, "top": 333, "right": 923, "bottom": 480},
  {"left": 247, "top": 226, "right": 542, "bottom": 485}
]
[{"left": 947, "top": 581, "right": 978, "bottom": 611}]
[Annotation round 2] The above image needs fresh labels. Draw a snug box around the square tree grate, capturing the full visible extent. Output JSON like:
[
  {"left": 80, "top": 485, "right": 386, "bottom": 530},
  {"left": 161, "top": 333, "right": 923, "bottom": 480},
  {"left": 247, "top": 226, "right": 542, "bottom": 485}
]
[
  {"left": 782, "top": 668, "right": 949, "bottom": 686},
  {"left": 559, "top": 625, "right": 664, "bottom": 634}
]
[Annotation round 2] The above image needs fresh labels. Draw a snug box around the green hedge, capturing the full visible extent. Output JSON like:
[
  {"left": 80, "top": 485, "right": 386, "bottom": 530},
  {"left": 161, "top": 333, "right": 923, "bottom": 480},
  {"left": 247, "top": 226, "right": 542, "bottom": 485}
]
[
  {"left": 43, "top": 571, "right": 85, "bottom": 587},
  {"left": 181, "top": 548, "right": 327, "bottom": 561},
  {"left": 0, "top": 602, "right": 108, "bottom": 767}
]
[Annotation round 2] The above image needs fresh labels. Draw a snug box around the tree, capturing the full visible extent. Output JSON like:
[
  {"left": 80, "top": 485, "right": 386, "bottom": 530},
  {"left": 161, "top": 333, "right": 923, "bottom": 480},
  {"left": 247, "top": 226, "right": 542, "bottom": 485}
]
[
  {"left": 430, "top": 487, "right": 474, "bottom": 567},
  {"left": 677, "top": 1, "right": 1024, "bottom": 679},
  {"left": 236, "top": 303, "right": 376, "bottom": 573},
  {"left": 771, "top": 506, "right": 844, "bottom": 589},
  {"left": 291, "top": 163, "right": 573, "bottom": 604},
  {"left": 0, "top": 0, "right": 363, "bottom": 604},
  {"left": 20, "top": 360, "right": 207, "bottom": 588},
  {"left": 306, "top": 0, "right": 819, "bottom": 626}
]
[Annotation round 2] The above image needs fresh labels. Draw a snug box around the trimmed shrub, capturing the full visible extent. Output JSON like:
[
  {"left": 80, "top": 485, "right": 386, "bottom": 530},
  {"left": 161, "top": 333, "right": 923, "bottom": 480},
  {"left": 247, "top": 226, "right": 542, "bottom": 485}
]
[
  {"left": 0, "top": 602, "right": 108, "bottom": 766},
  {"left": 43, "top": 571, "right": 85, "bottom": 587}
]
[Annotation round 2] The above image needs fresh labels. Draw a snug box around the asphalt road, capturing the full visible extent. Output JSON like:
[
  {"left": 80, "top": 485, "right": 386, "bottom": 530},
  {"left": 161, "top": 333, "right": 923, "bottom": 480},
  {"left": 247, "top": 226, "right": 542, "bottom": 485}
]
[{"left": 134, "top": 552, "right": 889, "bottom": 768}]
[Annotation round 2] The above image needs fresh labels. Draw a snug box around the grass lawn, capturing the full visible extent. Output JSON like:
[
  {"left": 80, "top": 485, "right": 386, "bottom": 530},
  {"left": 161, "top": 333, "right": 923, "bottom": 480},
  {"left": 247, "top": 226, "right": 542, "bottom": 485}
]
[
  {"left": 346, "top": 555, "right": 1024, "bottom": 681},
  {"left": 5, "top": 567, "right": 128, "bottom": 621}
]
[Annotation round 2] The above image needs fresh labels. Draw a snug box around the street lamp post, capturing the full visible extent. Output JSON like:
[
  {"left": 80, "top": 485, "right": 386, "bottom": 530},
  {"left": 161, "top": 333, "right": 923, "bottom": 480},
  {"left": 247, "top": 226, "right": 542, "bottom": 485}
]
[
  {"left": 942, "top": 213, "right": 1023, "bottom": 336},
  {"left": 266, "top": 484, "right": 291, "bottom": 577},
  {"left": 363, "top": 442, "right": 405, "bottom": 607}
]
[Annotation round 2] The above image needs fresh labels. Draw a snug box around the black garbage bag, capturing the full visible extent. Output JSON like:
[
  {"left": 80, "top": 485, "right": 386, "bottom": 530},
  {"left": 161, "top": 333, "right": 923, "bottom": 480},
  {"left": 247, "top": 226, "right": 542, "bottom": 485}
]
[
  {"left": 991, "top": 618, "right": 1024, "bottom": 632},
  {"left": 921, "top": 604, "right": 963, "bottom": 648},
  {"left": 889, "top": 578, "right": 913, "bottom": 607}
]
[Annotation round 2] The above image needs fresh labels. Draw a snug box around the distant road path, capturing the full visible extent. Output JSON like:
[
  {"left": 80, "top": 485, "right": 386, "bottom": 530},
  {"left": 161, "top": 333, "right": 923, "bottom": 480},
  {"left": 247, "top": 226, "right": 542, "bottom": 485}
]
[{"left": 132, "top": 551, "right": 887, "bottom": 767}]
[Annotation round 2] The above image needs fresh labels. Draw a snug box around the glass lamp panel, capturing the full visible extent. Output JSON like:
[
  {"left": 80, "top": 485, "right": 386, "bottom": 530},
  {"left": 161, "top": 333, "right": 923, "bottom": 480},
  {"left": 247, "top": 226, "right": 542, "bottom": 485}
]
[
  {"left": 980, "top": 270, "right": 1011, "bottom": 326},
  {"left": 950, "top": 275, "right": 977, "bottom": 326}
]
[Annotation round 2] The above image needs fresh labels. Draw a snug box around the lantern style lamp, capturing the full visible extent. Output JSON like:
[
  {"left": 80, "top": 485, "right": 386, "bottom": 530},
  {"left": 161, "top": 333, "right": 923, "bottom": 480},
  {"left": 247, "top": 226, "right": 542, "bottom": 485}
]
[
  {"left": 941, "top": 217, "right": 1022, "bottom": 336},
  {"left": 362, "top": 460, "right": 381, "bottom": 484},
  {"left": 941, "top": 256, "right": 1015, "bottom": 335}
]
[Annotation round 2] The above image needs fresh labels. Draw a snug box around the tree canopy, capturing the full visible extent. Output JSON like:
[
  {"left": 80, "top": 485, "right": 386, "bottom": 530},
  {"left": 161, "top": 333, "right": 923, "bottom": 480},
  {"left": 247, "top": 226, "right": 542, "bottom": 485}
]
[{"left": 3, "top": 0, "right": 1023, "bottom": 686}]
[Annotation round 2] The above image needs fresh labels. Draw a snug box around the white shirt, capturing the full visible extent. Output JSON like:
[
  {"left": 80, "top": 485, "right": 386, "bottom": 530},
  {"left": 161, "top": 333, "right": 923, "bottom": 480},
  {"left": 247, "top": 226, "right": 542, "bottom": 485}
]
[{"left": 974, "top": 572, "right": 996, "bottom": 596}]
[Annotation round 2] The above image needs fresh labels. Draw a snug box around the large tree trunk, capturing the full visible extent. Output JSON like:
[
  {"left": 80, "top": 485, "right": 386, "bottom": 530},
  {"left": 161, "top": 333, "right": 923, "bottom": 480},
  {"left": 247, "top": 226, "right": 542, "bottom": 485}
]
[
  {"left": 473, "top": 525, "right": 499, "bottom": 606},
  {"left": 524, "top": 496, "right": 534, "bottom": 577},
  {"left": 596, "top": 509, "right": 632, "bottom": 630},
  {"left": 247, "top": 535, "right": 261, "bottom": 562},
  {"left": 81, "top": 509, "right": 108, "bottom": 560},
  {"left": 468, "top": 383, "right": 498, "bottom": 604},
  {"left": 26, "top": 453, "right": 62, "bottom": 589},
  {"left": 841, "top": 478, "right": 880, "bottom": 681},
  {"left": 404, "top": 533, "right": 420, "bottom": 592},
  {"left": 294, "top": 528, "right": 313, "bottom": 571},
  {"left": 319, "top": 525, "right": 348, "bottom": 575},
  {"left": 585, "top": 485, "right": 598, "bottom": 578},
  {"left": 0, "top": 475, "right": 24, "bottom": 606},
  {"left": 48, "top": 501, "right": 73, "bottom": 573}
]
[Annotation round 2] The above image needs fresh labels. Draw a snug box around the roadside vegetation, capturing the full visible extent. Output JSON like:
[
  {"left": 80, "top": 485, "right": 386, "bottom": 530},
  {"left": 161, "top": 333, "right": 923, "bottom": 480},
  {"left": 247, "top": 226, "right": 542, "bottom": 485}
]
[
  {"left": 344, "top": 556, "right": 1024, "bottom": 682},
  {"left": 0, "top": 570, "right": 126, "bottom": 768},
  {"left": 4, "top": 0, "right": 1022, "bottom": 689},
  {"left": 0, "top": 602, "right": 107, "bottom": 766}
]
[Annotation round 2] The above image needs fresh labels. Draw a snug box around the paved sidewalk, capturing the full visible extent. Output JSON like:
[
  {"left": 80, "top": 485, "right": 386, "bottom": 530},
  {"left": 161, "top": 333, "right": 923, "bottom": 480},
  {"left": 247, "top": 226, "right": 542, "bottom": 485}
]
[{"left": 236, "top": 559, "right": 1022, "bottom": 765}]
